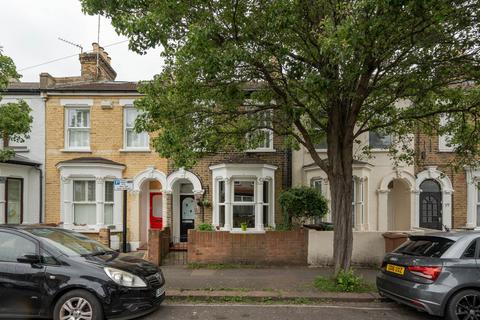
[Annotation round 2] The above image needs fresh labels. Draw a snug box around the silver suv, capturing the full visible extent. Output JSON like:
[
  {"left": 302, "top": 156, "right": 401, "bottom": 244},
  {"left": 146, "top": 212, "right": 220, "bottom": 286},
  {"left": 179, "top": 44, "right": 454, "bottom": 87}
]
[{"left": 377, "top": 232, "right": 480, "bottom": 320}]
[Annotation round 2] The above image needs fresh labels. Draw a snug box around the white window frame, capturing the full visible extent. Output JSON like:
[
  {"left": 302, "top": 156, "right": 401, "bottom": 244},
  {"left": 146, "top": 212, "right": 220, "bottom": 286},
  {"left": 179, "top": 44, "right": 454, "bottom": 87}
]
[
  {"left": 104, "top": 180, "right": 114, "bottom": 226},
  {"left": 246, "top": 110, "right": 274, "bottom": 152},
  {"left": 232, "top": 179, "right": 256, "bottom": 229},
  {"left": 72, "top": 179, "right": 96, "bottom": 226},
  {"left": 123, "top": 106, "right": 150, "bottom": 151},
  {"left": 65, "top": 106, "right": 91, "bottom": 151},
  {"left": 476, "top": 182, "right": 480, "bottom": 228},
  {"left": 217, "top": 180, "right": 226, "bottom": 228},
  {"left": 439, "top": 114, "right": 456, "bottom": 152}
]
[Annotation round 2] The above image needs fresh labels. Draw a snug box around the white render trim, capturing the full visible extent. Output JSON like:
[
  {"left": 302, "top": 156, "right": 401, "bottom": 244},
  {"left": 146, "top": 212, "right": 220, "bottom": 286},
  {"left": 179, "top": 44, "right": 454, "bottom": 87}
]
[
  {"left": 466, "top": 167, "right": 480, "bottom": 228},
  {"left": 60, "top": 99, "right": 94, "bottom": 106},
  {"left": 119, "top": 98, "right": 137, "bottom": 106},
  {"left": 415, "top": 166, "right": 453, "bottom": 230},
  {"left": 56, "top": 162, "right": 125, "bottom": 170},
  {"left": 209, "top": 163, "right": 278, "bottom": 171},
  {"left": 132, "top": 166, "right": 168, "bottom": 192},
  {"left": 49, "top": 92, "right": 142, "bottom": 97},
  {"left": 119, "top": 148, "right": 151, "bottom": 153},
  {"left": 166, "top": 168, "right": 203, "bottom": 194}
]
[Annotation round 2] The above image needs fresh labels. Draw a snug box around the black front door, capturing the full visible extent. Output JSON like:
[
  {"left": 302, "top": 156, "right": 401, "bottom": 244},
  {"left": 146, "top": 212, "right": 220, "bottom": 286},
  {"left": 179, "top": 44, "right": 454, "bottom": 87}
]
[
  {"left": 0, "top": 230, "right": 45, "bottom": 317},
  {"left": 180, "top": 195, "right": 195, "bottom": 242},
  {"left": 419, "top": 179, "right": 443, "bottom": 230}
]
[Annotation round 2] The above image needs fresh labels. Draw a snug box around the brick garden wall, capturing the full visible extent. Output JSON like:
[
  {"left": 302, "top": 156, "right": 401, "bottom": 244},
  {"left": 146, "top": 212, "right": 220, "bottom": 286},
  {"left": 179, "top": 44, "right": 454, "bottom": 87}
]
[{"left": 187, "top": 229, "right": 308, "bottom": 265}]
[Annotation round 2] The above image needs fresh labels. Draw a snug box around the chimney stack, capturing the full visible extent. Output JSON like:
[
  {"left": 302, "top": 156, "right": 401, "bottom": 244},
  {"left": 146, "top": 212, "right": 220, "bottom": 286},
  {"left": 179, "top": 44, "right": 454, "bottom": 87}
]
[{"left": 79, "top": 42, "right": 117, "bottom": 81}]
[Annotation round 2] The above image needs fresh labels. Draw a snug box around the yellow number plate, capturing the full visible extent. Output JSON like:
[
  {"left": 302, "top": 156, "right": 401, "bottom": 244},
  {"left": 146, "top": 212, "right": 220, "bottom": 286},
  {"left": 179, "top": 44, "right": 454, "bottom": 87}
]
[{"left": 386, "top": 264, "right": 405, "bottom": 275}]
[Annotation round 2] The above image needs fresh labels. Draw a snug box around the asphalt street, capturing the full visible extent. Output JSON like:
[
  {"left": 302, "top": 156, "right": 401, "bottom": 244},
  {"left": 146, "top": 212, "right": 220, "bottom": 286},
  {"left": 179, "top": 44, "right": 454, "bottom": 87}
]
[{"left": 142, "top": 302, "right": 439, "bottom": 320}]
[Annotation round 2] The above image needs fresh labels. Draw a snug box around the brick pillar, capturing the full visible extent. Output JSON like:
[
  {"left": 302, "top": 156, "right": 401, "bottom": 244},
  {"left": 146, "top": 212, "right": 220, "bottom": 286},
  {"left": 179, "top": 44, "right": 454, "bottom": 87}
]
[
  {"left": 99, "top": 228, "right": 111, "bottom": 247},
  {"left": 148, "top": 229, "right": 162, "bottom": 265}
]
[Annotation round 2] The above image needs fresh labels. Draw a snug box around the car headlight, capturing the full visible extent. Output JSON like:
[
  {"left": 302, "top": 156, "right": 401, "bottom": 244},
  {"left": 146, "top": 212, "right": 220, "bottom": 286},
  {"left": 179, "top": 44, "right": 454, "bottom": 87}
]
[{"left": 104, "top": 267, "right": 147, "bottom": 288}]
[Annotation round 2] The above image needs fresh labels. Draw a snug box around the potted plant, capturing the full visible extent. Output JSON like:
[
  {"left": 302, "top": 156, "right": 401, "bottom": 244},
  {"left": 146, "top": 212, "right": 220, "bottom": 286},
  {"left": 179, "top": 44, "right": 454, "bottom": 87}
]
[
  {"left": 240, "top": 222, "right": 248, "bottom": 231},
  {"left": 197, "top": 198, "right": 211, "bottom": 208}
]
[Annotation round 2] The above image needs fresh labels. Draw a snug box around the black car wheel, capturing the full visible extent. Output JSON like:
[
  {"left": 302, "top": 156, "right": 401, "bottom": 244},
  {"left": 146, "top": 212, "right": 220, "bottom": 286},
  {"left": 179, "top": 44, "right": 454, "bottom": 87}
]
[
  {"left": 447, "top": 289, "right": 480, "bottom": 320},
  {"left": 53, "top": 289, "right": 103, "bottom": 320}
]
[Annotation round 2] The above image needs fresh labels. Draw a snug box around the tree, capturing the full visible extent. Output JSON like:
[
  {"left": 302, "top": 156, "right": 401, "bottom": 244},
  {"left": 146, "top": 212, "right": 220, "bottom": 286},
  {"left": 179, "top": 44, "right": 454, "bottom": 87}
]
[
  {"left": 82, "top": 0, "right": 480, "bottom": 272},
  {"left": 279, "top": 186, "right": 328, "bottom": 227},
  {"left": 0, "top": 48, "right": 32, "bottom": 161}
]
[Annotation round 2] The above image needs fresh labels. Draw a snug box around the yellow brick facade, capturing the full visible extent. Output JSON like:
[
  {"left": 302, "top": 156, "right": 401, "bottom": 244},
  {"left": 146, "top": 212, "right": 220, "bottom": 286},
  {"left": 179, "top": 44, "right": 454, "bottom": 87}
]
[{"left": 45, "top": 94, "right": 169, "bottom": 245}]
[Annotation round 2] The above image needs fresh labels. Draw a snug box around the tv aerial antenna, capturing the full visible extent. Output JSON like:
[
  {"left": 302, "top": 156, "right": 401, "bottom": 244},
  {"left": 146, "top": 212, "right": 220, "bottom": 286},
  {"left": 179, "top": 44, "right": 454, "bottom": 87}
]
[{"left": 58, "top": 37, "right": 83, "bottom": 53}]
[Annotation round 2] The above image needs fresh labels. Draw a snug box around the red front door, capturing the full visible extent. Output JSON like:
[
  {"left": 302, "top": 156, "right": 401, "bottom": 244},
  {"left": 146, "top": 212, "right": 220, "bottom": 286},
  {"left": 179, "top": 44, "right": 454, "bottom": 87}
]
[{"left": 149, "top": 192, "right": 163, "bottom": 229}]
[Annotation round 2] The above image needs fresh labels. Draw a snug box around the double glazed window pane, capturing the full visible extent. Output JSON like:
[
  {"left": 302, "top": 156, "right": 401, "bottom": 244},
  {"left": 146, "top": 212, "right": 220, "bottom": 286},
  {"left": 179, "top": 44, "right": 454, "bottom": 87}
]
[
  {"left": 234, "top": 181, "right": 254, "bottom": 202},
  {"left": 6, "top": 179, "right": 22, "bottom": 224},
  {"left": 369, "top": 131, "right": 392, "bottom": 149},
  {"left": 74, "top": 204, "right": 96, "bottom": 225},
  {"left": 104, "top": 204, "right": 114, "bottom": 225},
  {"left": 125, "top": 108, "right": 148, "bottom": 148},
  {"left": 233, "top": 205, "right": 255, "bottom": 228},
  {"left": 68, "top": 109, "right": 90, "bottom": 148},
  {"left": 74, "top": 181, "right": 95, "bottom": 202}
]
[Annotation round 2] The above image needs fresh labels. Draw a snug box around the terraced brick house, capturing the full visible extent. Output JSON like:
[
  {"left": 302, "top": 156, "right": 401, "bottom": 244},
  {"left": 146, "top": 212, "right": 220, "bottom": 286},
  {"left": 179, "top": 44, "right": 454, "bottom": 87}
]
[{"left": 43, "top": 43, "right": 289, "bottom": 251}]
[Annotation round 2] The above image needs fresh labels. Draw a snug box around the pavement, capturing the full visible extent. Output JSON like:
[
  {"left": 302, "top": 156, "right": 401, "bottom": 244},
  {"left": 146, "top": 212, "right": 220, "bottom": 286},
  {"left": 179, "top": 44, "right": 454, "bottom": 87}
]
[
  {"left": 142, "top": 302, "right": 437, "bottom": 320},
  {"left": 162, "top": 265, "right": 381, "bottom": 302}
]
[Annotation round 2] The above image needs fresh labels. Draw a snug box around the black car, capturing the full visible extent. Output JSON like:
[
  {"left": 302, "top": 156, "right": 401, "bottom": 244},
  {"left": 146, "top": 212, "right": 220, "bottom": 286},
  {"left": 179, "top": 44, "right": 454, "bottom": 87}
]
[{"left": 0, "top": 225, "right": 165, "bottom": 320}]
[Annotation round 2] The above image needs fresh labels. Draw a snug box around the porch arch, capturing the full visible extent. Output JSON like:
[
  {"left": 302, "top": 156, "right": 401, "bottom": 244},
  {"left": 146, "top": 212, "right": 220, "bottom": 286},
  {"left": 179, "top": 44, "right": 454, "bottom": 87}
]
[
  {"left": 166, "top": 168, "right": 204, "bottom": 194},
  {"left": 132, "top": 166, "right": 167, "bottom": 192},
  {"left": 377, "top": 168, "right": 417, "bottom": 231}
]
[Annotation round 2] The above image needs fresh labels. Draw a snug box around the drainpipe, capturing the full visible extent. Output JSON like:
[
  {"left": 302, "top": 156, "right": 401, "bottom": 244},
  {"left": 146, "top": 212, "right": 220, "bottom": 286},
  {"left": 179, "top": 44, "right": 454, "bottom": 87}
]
[
  {"left": 284, "top": 148, "right": 293, "bottom": 189},
  {"left": 34, "top": 165, "right": 43, "bottom": 223}
]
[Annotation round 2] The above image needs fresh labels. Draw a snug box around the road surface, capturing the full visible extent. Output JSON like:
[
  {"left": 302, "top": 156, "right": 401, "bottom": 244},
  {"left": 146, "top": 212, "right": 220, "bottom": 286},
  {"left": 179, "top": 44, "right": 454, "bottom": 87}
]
[{"left": 142, "top": 302, "right": 438, "bottom": 320}]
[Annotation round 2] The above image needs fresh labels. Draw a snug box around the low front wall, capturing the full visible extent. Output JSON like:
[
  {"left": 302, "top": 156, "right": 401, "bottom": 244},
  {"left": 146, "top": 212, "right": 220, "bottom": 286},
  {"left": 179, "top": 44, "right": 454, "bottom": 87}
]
[
  {"left": 308, "top": 230, "right": 386, "bottom": 267},
  {"left": 188, "top": 229, "right": 308, "bottom": 265}
]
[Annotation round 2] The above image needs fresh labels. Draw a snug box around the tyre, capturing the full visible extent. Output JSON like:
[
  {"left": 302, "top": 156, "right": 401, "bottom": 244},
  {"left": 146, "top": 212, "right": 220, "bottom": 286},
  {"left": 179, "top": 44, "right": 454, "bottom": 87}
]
[
  {"left": 446, "top": 289, "right": 480, "bottom": 320},
  {"left": 53, "top": 289, "right": 104, "bottom": 320}
]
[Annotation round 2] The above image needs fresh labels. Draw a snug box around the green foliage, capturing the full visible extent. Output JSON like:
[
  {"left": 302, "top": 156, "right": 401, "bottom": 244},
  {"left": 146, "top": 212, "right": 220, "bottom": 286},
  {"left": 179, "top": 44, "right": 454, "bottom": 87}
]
[
  {"left": 0, "top": 49, "right": 30, "bottom": 162},
  {"left": 197, "top": 223, "right": 215, "bottom": 231},
  {"left": 0, "top": 48, "right": 20, "bottom": 90},
  {"left": 0, "top": 100, "right": 33, "bottom": 161},
  {"left": 313, "top": 270, "right": 374, "bottom": 293},
  {"left": 82, "top": 0, "right": 480, "bottom": 270},
  {"left": 279, "top": 187, "right": 328, "bottom": 226}
]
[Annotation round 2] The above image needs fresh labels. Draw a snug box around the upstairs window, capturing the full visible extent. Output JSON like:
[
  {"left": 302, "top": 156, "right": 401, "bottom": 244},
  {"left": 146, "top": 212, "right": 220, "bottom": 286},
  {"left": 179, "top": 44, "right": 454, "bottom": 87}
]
[
  {"left": 66, "top": 108, "right": 90, "bottom": 149},
  {"left": 247, "top": 111, "right": 273, "bottom": 151},
  {"left": 439, "top": 114, "right": 455, "bottom": 152},
  {"left": 369, "top": 131, "right": 392, "bottom": 149},
  {"left": 124, "top": 107, "right": 149, "bottom": 149}
]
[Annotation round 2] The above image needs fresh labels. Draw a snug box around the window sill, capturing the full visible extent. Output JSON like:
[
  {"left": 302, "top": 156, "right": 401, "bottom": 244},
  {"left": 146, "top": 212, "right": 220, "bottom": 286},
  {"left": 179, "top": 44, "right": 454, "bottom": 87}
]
[
  {"left": 369, "top": 149, "right": 390, "bottom": 153},
  {"left": 61, "top": 149, "right": 92, "bottom": 153},
  {"left": 119, "top": 148, "right": 151, "bottom": 153},
  {"left": 69, "top": 225, "right": 123, "bottom": 233},
  {"left": 438, "top": 149, "right": 455, "bottom": 153}
]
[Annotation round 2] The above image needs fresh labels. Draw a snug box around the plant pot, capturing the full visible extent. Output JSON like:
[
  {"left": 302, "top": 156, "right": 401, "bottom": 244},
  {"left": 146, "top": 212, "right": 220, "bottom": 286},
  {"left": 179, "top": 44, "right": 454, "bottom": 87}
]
[{"left": 240, "top": 223, "right": 248, "bottom": 231}]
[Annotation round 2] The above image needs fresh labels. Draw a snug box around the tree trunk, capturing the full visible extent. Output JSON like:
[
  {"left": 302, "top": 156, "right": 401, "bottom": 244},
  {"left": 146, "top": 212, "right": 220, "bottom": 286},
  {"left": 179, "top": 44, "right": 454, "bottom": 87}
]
[
  {"left": 326, "top": 110, "right": 355, "bottom": 275},
  {"left": 2, "top": 134, "right": 8, "bottom": 149}
]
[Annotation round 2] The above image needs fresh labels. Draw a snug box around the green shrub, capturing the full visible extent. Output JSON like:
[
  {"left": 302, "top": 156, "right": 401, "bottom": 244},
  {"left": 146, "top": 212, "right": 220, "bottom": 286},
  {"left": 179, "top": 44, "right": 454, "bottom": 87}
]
[
  {"left": 279, "top": 186, "right": 328, "bottom": 227},
  {"left": 197, "top": 223, "right": 215, "bottom": 231},
  {"left": 335, "top": 269, "right": 362, "bottom": 292}
]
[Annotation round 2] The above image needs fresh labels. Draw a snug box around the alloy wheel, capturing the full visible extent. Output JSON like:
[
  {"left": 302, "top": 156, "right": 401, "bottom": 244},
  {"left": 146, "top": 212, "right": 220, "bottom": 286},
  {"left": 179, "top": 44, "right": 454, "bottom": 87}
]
[
  {"left": 59, "top": 297, "right": 93, "bottom": 320},
  {"left": 456, "top": 294, "right": 480, "bottom": 320}
]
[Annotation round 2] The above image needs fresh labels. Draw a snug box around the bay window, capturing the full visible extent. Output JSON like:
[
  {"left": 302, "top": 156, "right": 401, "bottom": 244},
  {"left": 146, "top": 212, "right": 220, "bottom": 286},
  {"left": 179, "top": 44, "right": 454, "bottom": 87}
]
[
  {"left": 211, "top": 164, "right": 276, "bottom": 231},
  {"left": 124, "top": 107, "right": 149, "bottom": 149},
  {"left": 66, "top": 108, "right": 90, "bottom": 149}
]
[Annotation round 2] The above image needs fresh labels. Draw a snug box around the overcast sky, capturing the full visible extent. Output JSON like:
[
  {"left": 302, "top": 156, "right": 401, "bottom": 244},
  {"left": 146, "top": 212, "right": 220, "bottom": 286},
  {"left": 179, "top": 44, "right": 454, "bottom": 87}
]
[{"left": 0, "top": 0, "right": 163, "bottom": 82}]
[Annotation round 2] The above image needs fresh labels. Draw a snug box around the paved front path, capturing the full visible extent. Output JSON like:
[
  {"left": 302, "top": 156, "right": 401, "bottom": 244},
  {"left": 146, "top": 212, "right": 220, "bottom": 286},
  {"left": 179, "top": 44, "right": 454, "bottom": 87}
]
[
  {"left": 162, "top": 266, "right": 378, "bottom": 292},
  {"left": 142, "top": 302, "right": 438, "bottom": 320}
]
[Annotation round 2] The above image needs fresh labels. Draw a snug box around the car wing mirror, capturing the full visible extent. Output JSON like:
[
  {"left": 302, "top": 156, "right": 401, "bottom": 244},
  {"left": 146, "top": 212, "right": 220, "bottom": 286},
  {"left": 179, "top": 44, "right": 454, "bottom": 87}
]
[{"left": 17, "top": 254, "right": 42, "bottom": 264}]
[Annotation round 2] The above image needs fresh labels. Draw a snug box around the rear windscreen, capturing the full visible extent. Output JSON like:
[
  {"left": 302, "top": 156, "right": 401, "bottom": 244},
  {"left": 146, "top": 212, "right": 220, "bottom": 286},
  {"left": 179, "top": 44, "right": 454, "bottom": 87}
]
[{"left": 395, "top": 237, "right": 454, "bottom": 258}]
